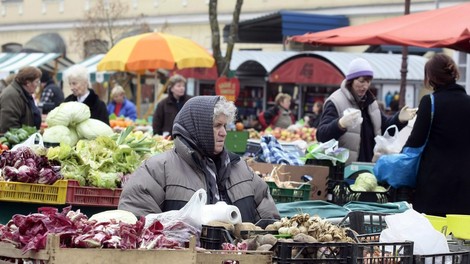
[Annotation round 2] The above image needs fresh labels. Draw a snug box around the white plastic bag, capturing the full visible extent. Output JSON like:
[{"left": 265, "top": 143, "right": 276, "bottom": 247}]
[
  {"left": 380, "top": 209, "right": 449, "bottom": 258},
  {"left": 12, "top": 132, "right": 44, "bottom": 151},
  {"left": 372, "top": 125, "right": 401, "bottom": 162},
  {"left": 144, "top": 189, "right": 207, "bottom": 229}
]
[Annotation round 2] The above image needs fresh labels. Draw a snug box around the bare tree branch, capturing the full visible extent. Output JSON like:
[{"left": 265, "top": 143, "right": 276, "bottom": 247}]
[
  {"left": 209, "top": 0, "right": 243, "bottom": 77},
  {"left": 70, "top": 0, "right": 149, "bottom": 59}
]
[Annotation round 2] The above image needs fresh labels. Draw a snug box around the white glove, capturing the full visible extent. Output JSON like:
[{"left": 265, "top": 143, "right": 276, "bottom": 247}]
[
  {"left": 339, "top": 110, "right": 362, "bottom": 129},
  {"left": 399, "top": 106, "right": 418, "bottom": 122}
]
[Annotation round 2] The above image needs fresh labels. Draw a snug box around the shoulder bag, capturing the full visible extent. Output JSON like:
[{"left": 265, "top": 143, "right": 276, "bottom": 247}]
[{"left": 373, "top": 94, "right": 434, "bottom": 188}]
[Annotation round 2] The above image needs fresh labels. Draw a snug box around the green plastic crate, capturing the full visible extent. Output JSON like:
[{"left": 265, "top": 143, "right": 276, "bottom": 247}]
[
  {"left": 266, "top": 181, "right": 311, "bottom": 203},
  {"left": 225, "top": 131, "right": 249, "bottom": 153}
]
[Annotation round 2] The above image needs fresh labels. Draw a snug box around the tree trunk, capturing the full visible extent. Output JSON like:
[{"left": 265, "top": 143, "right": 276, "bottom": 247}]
[{"left": 209, "top": 0, "right": 243, "bottom": 77}]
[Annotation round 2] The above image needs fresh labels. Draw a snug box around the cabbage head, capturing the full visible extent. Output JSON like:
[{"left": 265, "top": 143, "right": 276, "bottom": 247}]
[
  {"left": 43, "top": 125, "right": 79, "bottom": 146},
  {"left": 46, "top": 102, "right": 91, "bottom": 127},
  {"left": 354, "top": 172, "right": 378, "bottom": 192},
  {"left": 76, "top": 118, "right": 114, "bottom": 140},
  {"left": 349, "top": 184, "right": 367, "bottom": 192},
  {"left": 373, "top": 186, "right": 387, "bottom": 193}
]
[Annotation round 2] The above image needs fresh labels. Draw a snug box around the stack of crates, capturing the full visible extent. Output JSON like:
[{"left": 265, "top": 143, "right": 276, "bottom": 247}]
[
  {"left": 266, "top": 181, "right": 311, "bottom": 203},
  {"left": 339, "top": 211, "right": 470, "bottom": 264}
]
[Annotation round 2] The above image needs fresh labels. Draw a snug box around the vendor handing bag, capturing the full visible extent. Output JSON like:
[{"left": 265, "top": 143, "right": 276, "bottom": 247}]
[
  {"left": 374, "top": 94, "right": 434, "bottom": 188},
  {"left": 372, "top": 125, "right": 401, "bottom": 162}
]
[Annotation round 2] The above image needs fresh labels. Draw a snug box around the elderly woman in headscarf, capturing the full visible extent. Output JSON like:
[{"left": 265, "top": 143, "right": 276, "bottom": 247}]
[{"left": 119, "top": 95, "right": 279, "bottom": 223}]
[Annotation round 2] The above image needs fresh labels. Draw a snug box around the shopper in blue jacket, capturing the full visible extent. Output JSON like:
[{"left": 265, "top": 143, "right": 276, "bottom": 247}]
[{"left": 107, "top": 85, "right": 137, "bottom": 121}]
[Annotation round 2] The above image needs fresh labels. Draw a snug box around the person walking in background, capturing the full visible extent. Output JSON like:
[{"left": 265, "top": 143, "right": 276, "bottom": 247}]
[
  {"left": 407, "top": 54, "right": 470, "bottom": 216},
  {"left": 316, "top": 57, "right": 416, "bottom": 163},
  {"left": 308, "top": 101, "right": 323, "bottom": 128},
  {"left": 107, "top": 85, "right": 137, "bottom": 121},
  {"left": 0, "top": 67, "right": 42, "bottom": 133},
  {"left": 64, "top": 65, "right": 109, "bottom": 125},
  {"left": 119, "top": 96, "right": 279, "bottom": 223},
  {"left": 259, "top": 93, "right": 295, "bottom": 129},
  {"left": 39, "top": 69, "right": 64, "bottom": 114},
  {"left": 152, "top": 74, "right": 191, "bottom": 136},
  {"left": 0, "top": 73, "right": 16, "bottom": 95}
]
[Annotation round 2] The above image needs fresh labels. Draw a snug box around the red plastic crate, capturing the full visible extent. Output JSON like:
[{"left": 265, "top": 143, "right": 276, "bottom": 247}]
[{"left": 66, "top": 180, "right": 122, "bottom": 207}]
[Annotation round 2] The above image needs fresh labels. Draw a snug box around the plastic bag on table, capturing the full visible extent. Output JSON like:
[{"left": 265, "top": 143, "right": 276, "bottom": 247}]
[
  {"left": 372, "top": 125, "right": 401, "bottom": 162},
  {"left": 11, "top": 132, "right": 46, "bottom": 155},
  {"left": 380, "top": 209, "right": 449, "bottom": 257},
  {"left": 145, "top": 188, "right": 207, "bottom": 230},
  {"left": 304, "top": 139, "right": 349, "bottom": 166}
]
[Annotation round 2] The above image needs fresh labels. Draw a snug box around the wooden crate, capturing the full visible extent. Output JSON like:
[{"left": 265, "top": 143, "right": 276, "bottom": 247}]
[
  {"left": 0, "top": 234, "right": 273, "bottom": 264},
  {"left": 0, "top": 235, "right": 196, "bottom": 264},
  {"left": 197, "top": 250, "right": 272, "bottom": 264}
]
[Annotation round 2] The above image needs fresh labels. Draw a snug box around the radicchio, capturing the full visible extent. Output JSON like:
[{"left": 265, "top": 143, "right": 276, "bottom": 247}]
[{"left": 0, "top": 147, "right": 62, "bottom": 184}]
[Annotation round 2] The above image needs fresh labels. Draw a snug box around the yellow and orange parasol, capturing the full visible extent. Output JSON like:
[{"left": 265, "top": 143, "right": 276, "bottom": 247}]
[{"left": 97, "top": 32, "right": 215, "bottom": 116}]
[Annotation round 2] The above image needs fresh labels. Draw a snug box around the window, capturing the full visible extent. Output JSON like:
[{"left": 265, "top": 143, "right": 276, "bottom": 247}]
[{"left": 454, "top": 51, "right": 470, "bottom": 94}]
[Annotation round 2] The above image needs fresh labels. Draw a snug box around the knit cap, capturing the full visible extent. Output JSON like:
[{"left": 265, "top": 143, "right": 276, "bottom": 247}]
[{"left": 346, "top": 58, "right": 374, "bottom": 80}]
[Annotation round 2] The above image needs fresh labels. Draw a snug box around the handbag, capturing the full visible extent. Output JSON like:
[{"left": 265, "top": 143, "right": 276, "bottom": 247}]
[{"left": 373, "top": 94, "right": 434, "bottom": 188}]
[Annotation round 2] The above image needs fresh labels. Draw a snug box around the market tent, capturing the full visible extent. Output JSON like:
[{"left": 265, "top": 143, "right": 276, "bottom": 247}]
[
  {"left": 311, "top": 51, "right": 427, "bottom": 82},
  {"left": 223, "top": 10, "right": 349, "bottom": 44},
  {"left": 230, "top": 50, "right": 299, "bottom": 76},
  {"left": 0, "top": 52, "right": 74, "bottom": 79},
  {"left": 289, "top": 2, "right": 470, "bottom": 52},
  {"left": 57, "top": 54, "right": 113, "bottom": 83}
]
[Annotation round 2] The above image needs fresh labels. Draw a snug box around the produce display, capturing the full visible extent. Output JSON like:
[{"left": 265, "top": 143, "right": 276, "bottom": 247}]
[
  {"left": 0, "top": 207, "right": 199, "bottom": 252},
  {"left": 349, "top": 172, "right": 387, "bottom": 193},
  {"left": 0, "top": 125, "right": 37, "bottom": 150},
  {"left": 45, "top": 127, "right": 173, "bottom": 188},
  {"left": 43, "top": 102, "right": 113, "bottom": 146},
  {"left": 109, "top": 114, "right": 152, "bottom": 133},
  {"left": 46, "top": 131, "right": 140, "bottom": 188},
  {"left": 261, "top": 127, "right": 316, "bottom": 142},
  {"left": 0, "top": 146, "right": 61, "bottom": 184}
]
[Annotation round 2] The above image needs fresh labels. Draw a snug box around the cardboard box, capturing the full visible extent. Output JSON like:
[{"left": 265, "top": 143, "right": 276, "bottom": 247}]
[{"left": 247, "top": 161, "right": 329, "bottom": 201}]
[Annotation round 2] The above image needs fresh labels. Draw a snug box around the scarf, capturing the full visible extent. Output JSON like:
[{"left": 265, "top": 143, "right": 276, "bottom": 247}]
[{"left": 172, "top": 96, "right": 231, "bottom": 204}]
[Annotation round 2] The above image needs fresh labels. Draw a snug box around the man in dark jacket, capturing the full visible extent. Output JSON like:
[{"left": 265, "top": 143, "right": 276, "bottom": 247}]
[
  {"left": 39, "top": 69, "right": 64, "bottom": 114},
  {"left": 119, "top": 96, "right": 280, "bottom": 223}
]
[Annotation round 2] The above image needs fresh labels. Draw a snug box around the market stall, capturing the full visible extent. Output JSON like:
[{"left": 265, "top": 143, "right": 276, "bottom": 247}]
[{"left": 2, "top": 101, "right": 470, "bottom": 264}]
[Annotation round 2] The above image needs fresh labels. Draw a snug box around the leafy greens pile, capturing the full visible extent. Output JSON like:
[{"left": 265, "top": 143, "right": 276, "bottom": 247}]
[{"left": 46, "top": 129, "right": 145, "bottom": 188}]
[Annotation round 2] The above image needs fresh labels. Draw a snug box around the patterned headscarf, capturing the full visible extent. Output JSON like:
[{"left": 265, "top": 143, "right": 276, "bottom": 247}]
[{"left": 172, "top": 96, "right": 220, "bottom": 156}]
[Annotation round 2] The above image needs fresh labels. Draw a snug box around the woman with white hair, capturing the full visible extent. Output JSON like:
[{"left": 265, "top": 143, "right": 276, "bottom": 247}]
[{"left": 64, "top": 64, "right": 109, "bottom": 125}]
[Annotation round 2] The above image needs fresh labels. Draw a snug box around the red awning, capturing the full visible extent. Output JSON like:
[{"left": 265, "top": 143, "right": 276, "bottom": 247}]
[
  {"left": 173, "top": 66, "right": 218, "bottom": 80},
  {"left": 269, "top": 56, "right": 343, "bottom": 85},
  {"left": 289, "top": 2, "right": 470, "bottom": 52}
]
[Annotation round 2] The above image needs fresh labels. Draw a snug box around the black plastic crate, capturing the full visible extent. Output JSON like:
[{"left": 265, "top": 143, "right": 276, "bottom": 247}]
[
  {"left": 414, "top": 251, "right": 470, "bottom": 264},
  {"left": 352, "top": 241, "right": 414, "bottom": 264},
  {"left": 305, "top": 159, "right": 345, "bottom": 181},
  {"left": 339, "top": 211, "right": 390, "bottom": 235},
  {"left": 200, "top": 225, "right": 234, "bottom": 250},
  {"left": 271, "top": 241, "right": 352, "bottom": 263},
  {"left": 331, "top": 181, "right": 392, "bottom": 206}
]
